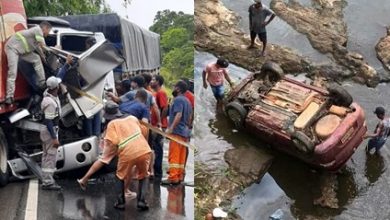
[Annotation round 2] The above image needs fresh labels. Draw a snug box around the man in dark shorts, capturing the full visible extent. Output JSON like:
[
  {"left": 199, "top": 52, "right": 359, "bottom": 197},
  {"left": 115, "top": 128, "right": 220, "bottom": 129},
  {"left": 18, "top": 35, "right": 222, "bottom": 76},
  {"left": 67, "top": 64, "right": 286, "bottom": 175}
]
[
  {"left": 248, "top": 0, "right": 275, "bottom": 56},
  {"left": 364, "top": 107, "right": 390, "bottom": 154}
]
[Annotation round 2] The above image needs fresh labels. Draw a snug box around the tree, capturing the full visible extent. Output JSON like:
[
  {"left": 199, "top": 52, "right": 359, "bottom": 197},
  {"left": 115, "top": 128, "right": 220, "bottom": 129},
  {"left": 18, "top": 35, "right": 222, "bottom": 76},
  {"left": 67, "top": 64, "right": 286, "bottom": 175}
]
[
  {"left": 150, "top": 10, "right": 194, "bottom": 88},
  {"left": 24, "top": 0, "right": 111, "bottom": 17},
  {"left": 150, "top": 10, "right": 194, "bottom": 40},
  {"left": 162, "top": 43, "right": 194, "bottom": 80},
  {"left": 161, "top": 27, "right": 190, "bottom": 53}
]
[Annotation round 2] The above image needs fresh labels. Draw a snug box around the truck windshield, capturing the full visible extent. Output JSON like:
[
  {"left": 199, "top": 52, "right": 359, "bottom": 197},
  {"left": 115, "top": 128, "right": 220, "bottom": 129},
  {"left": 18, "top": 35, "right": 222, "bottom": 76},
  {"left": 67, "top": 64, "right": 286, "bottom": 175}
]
[
  {"left": 61, "top": 35, "right": 92, "bottom": 54},
  {"left": 45, "top": 35, "right": 57, "bottom": 47}
]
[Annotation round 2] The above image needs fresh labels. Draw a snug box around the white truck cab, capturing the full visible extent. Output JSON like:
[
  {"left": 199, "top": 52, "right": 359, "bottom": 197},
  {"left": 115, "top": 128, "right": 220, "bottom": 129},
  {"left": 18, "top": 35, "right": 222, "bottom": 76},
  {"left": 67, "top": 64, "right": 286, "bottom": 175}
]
[{"left": 5, "top": 20, "right": 122, "bottom": 183}]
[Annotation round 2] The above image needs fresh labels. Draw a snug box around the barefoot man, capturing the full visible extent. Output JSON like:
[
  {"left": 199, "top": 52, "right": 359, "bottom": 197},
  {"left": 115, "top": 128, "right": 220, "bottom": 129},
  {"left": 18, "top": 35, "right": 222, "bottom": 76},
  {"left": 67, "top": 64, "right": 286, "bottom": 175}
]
[
  {"left": 202, "top": 57, "right": 233, "bottom": 111},
  {"left": 248, "top": 0, "right": 275, "bottom": 56}
]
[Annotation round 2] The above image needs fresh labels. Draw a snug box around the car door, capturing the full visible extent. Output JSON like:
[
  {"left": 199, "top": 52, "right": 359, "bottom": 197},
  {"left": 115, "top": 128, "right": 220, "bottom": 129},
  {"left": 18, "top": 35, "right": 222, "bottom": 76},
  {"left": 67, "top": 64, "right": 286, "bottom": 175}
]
[{"left": 49, "top": 40, "right": 124, "bottom": 118}]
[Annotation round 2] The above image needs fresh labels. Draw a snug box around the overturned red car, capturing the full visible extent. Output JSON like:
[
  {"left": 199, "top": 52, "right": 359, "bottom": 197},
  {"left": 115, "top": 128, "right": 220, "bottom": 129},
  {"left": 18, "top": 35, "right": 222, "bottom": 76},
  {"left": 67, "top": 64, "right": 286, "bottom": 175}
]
[{"left": 224, "top": 62, "right": 367, "bottom": 171}]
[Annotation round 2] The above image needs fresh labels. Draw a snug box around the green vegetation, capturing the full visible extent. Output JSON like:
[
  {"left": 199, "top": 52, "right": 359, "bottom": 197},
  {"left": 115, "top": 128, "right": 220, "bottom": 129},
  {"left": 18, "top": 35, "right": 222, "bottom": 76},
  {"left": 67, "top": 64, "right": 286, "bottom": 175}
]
[
  {"left": 149, "top": 10, "right": 194, "bottom": 89},
  {"left": 24, "top": 0, "right": 111, "bottom": 17}
]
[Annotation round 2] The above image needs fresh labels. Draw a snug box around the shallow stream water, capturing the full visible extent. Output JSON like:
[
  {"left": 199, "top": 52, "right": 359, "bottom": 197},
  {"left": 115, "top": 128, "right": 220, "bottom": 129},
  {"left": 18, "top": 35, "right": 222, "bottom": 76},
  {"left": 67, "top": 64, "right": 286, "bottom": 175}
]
[
  {"left": 196, "top": 1, "right": 390, "bottom": 219},
  {"left": 195, "top": 49, "right": 390, "bottom": 219}
]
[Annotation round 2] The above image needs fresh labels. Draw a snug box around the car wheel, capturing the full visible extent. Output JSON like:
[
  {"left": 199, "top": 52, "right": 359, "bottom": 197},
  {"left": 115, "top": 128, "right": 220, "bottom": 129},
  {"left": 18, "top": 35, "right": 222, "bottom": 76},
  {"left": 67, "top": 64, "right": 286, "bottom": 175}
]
[
  {"left": 327, "top": 83, "right": 353, "bottom": 107},
  {"left": 225, "top": 101, "right": 247, "bottom": 129},
  {"left": 260, "top": 61, "right": 284, "bottom": 83},
  {"left": 291, "top": 131, "right": 315, "bottom": 153},
  {"left": 0, "top": 128, "right": 9, "bottom": 186}
]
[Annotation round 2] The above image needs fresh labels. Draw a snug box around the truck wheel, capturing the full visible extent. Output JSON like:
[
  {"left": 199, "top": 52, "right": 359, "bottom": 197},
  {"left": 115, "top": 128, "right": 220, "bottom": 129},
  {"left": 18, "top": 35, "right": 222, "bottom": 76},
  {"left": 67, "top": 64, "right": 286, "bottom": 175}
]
[
  {"left": 327, "top": 83, "right": 353, "bottom": 107},
  {"left": 225, "top": 101, "right": 247, "bottom": 129},
  {"left": 0, "top": 129, "right": 9, "bottom": 186},
  {"left": 291, "top": 131, "right": 315, "bottom": 153},
  {"left": 260, "top": 61, "right": 284, "bottom": 83}
]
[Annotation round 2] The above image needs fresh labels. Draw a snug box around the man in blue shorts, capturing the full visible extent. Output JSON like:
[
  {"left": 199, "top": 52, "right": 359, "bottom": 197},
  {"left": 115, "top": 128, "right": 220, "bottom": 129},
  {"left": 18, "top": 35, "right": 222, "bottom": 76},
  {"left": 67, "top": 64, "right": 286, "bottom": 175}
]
[{"left": 202, "top": 58, "right": 234, "bottom": 111}]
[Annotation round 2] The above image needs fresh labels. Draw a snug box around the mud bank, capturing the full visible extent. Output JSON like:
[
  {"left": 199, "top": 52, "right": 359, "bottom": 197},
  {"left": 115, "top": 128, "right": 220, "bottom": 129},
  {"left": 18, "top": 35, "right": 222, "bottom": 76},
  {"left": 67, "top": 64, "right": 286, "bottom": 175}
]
[
  {"left": 195, "top": 0, "right": 381, "bottom": 87},
  {"left": 195, "top": 148, "right": 273, "bottom": 220},
  {"left": 376, "top": 27, "right": 390, "bottom": 71},
  {"left": 195, "top": 0, "right": 310, "bottom": 74}
]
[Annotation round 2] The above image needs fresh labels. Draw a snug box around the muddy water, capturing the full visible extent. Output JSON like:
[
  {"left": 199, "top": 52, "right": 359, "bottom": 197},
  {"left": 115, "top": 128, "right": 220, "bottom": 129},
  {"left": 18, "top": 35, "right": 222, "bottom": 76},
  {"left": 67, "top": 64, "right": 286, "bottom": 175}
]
[
  {"left": 221, "top": 0, "right": 331, "bottom": 64},
  {"left": 195, "top": 50, "right": 390, "bottom": 219}
]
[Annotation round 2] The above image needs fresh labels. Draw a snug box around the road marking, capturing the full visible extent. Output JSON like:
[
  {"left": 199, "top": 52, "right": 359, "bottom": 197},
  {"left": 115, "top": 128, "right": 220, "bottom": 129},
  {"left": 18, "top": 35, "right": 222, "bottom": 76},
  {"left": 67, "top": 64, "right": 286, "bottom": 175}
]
[{"left": 24, "top": 179, "right": 38, "bottom": 220}]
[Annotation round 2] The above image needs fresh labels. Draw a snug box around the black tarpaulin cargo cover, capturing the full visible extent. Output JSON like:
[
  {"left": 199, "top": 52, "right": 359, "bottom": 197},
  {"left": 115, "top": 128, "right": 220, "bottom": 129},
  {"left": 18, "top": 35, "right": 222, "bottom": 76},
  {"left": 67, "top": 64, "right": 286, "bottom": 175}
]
[{"left": 59, "top": 13, "right": 161, "bottom": 72}]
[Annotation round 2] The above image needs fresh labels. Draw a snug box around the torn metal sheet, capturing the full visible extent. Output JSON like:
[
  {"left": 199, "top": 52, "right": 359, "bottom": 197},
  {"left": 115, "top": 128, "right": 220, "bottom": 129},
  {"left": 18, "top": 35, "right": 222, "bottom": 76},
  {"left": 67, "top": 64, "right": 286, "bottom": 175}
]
[{"left": 17, "top": 151, "right": 43, "bottom": 181}]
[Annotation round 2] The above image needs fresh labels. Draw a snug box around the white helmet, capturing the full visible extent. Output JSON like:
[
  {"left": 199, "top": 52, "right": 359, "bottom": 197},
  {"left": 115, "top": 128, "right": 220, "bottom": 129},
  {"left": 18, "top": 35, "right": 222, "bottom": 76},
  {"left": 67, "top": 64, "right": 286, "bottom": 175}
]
[{"left": 46, "top": 76, "right": 62, "bottom": 89}]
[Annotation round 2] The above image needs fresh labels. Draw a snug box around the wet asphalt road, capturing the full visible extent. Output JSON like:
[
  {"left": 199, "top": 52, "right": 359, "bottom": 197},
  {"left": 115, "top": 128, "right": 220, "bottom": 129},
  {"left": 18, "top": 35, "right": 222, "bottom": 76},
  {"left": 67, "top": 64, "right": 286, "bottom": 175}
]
[{"left": 0, "top": 141, "right": 194, "bottom": 220}]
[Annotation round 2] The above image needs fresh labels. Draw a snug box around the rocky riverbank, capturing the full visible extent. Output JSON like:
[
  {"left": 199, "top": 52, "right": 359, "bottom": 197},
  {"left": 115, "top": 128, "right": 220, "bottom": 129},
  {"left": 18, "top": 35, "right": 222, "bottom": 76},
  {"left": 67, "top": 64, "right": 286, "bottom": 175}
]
[
  {"left": 376, "top": 27, "right": 390, "bottom": 71},
  {"left": 195, "top": 148, "right": 273, "bottom": 220},
  {"left": 195, "top": 0, "right": 310, "bottom": 74},
  {"left": 195, "top": 0, "right": 381, "bottom": 87},
  {"left": 270, "top": 0, "right": 380, "bottom": 86}
]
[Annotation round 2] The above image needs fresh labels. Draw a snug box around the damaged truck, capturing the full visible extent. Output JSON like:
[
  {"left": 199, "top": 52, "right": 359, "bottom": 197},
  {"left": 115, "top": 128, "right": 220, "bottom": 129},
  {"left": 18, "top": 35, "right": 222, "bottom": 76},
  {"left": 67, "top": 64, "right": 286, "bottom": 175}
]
[{"left": 0, "top": 1, "right": 160, "bottom": 186}]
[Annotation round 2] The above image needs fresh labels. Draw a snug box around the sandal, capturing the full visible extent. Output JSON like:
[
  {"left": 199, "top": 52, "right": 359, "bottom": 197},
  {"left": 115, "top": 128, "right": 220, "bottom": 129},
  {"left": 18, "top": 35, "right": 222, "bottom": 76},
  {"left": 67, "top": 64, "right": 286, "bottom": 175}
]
[
  {"left": 114, "top": 202, "right": 125, "bottom": 210},
  {"left": 125, "top": 190, "right": 137, "bottom": 200},
  {"left": 77, "top": 179, "right": 87, "bottom": 191}
]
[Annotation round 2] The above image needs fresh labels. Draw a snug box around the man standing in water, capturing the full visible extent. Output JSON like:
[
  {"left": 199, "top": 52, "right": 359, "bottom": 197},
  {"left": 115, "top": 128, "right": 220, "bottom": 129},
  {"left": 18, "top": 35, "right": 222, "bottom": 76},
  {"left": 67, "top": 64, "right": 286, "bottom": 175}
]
[
  {"left": 247, "top": 0, "right": 275, "bottom": 56},
  {"left": 364, "top": 107, "right": 390, "bottom": 154},
  {"left": 203, "top": 57, "right": 234, "bottom": 111}
]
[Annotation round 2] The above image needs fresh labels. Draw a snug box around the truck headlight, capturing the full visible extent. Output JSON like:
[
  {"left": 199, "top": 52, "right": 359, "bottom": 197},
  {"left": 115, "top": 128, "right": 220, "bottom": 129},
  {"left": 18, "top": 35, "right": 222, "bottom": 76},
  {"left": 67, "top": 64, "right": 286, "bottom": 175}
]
[{"left": 81, "top": 143, "right": 92, "bottom": 152}]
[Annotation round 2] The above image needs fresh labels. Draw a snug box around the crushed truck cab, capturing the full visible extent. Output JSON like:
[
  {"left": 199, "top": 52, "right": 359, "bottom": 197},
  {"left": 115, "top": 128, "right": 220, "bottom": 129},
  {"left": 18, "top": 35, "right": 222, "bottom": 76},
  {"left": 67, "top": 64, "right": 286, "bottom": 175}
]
[{"left": 0, "top": 1, "right": 124, "bottom": 185}]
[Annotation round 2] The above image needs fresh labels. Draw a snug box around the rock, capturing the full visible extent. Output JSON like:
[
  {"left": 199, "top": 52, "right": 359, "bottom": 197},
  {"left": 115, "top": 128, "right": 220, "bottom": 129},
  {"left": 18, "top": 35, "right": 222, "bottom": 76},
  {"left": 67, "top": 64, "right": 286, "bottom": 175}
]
[
  {"left": 195, "top": 0, "right": 311, "bottom": 74},
  {"left": 224, "top": 148, "right": 273, "bottom": 186},
  {"left": 195, "top": 146, "right": 273, "bottom": 220},
  {"left": 271, "top": 0, "right": 379, "bottom": 86},
  {"left": 361, "top": 64, "right": 377, "bottom": 78},
  {"left": 270, "top": 209, "right": 284, "bottom": 220},
  {"left": 376, "top": 26, "right": 390, "bottom": 72},
  {"left": 313, "top": 173, "right": 339, "bottom": 209},
  {"left": 271, "top": 0, "right": 347, "bottom": 54},
  {"left": 318, "top": 0, "right": 343, "bottom": 8},
  {"left": 348, "top": 52, "right": 364, "bottom": 60}
]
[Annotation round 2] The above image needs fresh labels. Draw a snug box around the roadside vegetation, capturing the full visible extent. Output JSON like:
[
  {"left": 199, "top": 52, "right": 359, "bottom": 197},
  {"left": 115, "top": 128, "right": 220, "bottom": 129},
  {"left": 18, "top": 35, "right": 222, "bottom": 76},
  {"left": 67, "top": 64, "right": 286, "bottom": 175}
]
[
  {"left": 24, "top": 0, "right": 111, "bottom": 16},
  {"left": 149, "top": 10, "right": 194, "bottom": 90}
]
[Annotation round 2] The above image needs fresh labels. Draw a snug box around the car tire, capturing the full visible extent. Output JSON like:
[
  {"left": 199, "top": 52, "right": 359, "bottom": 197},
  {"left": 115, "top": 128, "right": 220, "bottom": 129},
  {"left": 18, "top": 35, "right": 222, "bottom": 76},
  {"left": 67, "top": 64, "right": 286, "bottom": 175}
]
[
  {"left": 0, "top": 128, "right": 9, "bottom": 186},
  {"left": 327, "top": 83, "right": 353, "bottom": 107},
  {"left": 260, "top": 61, "right": 284, "bottom": 83},
  {"left": 291, "top": 131, "right": 315, "bottom": 153},
  {"left": 225, "top": 101, "right": 247, "bottom": 129}
]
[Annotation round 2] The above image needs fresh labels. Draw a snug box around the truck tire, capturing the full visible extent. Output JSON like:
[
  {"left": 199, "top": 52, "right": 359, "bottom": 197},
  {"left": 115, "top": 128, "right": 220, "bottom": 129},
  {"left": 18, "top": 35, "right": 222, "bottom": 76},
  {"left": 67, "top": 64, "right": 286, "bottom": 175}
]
[
  {"left": 260, "top": 61, "right": 284, "bottom": 83},
  {"left": 0, "top": 129, "right": 9, "bottom": 186},
  {"left": 291, "top": 131, "right": 315, "bottom": 153},
  {"left": 225, "top": 101, "right": 247, "bottom": 129},
  {"left": 327, "top": 83, "right": 353, "bottom": 107}
]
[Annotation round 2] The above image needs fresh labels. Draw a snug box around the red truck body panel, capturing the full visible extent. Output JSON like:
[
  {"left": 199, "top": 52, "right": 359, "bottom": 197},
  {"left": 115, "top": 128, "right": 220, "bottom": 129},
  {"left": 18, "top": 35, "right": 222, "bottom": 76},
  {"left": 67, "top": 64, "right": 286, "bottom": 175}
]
[{"left": 0, "top": 0, "right": 31, "bottom": 109}]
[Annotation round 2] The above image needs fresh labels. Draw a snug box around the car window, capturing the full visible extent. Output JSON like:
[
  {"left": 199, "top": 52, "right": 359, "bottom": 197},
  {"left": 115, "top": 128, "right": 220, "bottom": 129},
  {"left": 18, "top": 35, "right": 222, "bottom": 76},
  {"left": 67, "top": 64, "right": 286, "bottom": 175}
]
[
  {"left": 45, "top": 35, "right": 57, "bottom": 47},
  {"left": 61, "top": 35, "right": 93, "bottom": 54}
]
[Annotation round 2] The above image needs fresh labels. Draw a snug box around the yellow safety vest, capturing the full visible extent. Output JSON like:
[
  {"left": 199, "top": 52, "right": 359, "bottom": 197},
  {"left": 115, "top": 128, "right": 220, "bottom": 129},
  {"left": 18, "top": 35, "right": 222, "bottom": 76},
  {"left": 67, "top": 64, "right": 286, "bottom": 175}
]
[{"left": 15, "top": 32, "right": 29, "bottom": 53}]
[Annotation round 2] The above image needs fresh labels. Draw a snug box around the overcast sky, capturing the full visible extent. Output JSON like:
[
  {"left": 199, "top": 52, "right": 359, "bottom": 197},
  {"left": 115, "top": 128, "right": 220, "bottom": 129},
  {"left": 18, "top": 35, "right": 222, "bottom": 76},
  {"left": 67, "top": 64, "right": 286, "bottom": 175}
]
[{"left": 106, "top": 0, "right": 193, "bottom": 30}]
